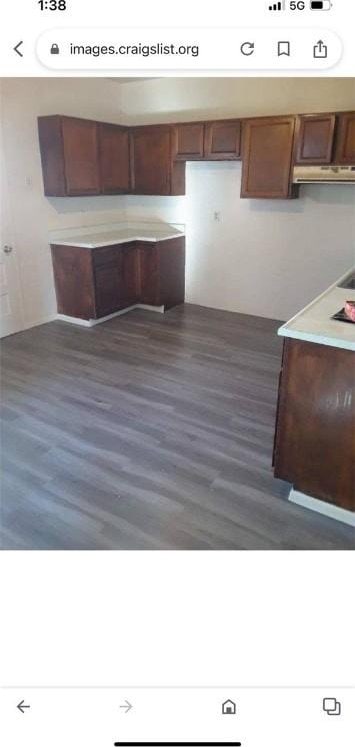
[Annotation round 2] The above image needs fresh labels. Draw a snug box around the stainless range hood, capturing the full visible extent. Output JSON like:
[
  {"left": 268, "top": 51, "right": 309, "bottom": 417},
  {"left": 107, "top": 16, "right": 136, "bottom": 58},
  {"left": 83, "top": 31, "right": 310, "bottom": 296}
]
[{"left": 293, "top": 165, "right": 355, "bottom": 184}]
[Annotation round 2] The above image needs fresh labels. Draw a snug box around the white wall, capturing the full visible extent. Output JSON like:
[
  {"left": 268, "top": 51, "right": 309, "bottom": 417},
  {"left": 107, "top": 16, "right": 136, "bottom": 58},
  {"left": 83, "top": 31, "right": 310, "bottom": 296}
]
[
  {"left": 186, "top": 162, "right": 355, "bottom": 319},
  {"left": 1, "top": 77, "right": 126, "bottom": 329},
  {"left": 1, "top": 77, "right": 355, "bottom": 329},
  {"left": 121, "top": 77, "right": 355, "bottom": 320}
]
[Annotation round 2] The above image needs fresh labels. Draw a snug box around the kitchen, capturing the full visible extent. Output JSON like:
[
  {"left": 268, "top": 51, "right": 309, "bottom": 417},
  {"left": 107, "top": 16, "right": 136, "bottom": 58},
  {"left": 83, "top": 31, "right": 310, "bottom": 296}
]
[{"left": 0, "top": 76, "right": 354, "bottom": 549}]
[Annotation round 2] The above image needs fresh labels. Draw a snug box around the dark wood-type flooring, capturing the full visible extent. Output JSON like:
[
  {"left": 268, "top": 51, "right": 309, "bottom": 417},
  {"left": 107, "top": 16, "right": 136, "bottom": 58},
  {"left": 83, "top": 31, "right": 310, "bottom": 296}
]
[{"left": 1, "top": 304, "right": 354, "bottom": 550}]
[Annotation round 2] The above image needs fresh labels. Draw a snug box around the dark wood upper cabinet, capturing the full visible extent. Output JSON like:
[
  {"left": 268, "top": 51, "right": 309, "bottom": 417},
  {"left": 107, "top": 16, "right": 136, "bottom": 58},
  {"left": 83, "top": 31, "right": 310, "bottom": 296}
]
[
  {"left": 40, "top": 110, "right": 355, "bottom": 199},
  {"left": 98, "top": 123, "right": 130, "bottom": 193},
  {"left": 173, "top": 120, "right": 242, "bottom": 161},
  {"left": 38, "top": 115, "right": 100, "bottom": 196},
  {"left": 295, "top": 113, "right": 336, "bottom": 164},
  {"left": 335, "top": 111, "right": 355, "bottom": 164},
  {"left": 241, "top": 116, "right": 296, "bottom": 199},
  {"left": 204, "top": 120, "right": 241, "bottom": 160},
  {"left": 130, "top": 125, "right": 185, "bottom": 195},
  {"left": 61, "top": 117, "right": 100, "bottom": 196},
  {"left": 173, "top": 123, "right": 205, "bottom": 160},
  {"left": 38, "top": 116, "right": 129, "bottom": 196}
]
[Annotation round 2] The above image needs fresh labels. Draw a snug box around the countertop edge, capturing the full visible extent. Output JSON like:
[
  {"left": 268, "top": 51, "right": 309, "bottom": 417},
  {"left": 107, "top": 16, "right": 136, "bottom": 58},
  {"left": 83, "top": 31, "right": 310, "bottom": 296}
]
[
  {"left": 50, "top": 232, "right": 185, "bottom": 249},
  {"left": 278, "top": 266, "right": 355, "bottom": 352},
  {"left": 277, "top": 325, "right": 355, "bottom": 352}
]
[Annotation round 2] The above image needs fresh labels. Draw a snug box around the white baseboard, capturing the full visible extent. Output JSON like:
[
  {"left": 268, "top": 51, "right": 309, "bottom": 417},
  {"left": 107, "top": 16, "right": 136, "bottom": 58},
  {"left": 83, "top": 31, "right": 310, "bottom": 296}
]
[
  {"left": 138, "top": 304, "right": 164, "bottom": 314},
  {"left": 56, "top": 304, "right": 165, "bottom": 327},
  {"left": 289, "top": 488, "right": 355, "bottom": 527}
]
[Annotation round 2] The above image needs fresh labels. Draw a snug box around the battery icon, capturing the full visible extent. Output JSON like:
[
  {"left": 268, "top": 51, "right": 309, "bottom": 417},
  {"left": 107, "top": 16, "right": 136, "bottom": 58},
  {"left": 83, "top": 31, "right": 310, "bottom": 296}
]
[{"left": 310, "top": 1, "right": 332, "bottom": 9}]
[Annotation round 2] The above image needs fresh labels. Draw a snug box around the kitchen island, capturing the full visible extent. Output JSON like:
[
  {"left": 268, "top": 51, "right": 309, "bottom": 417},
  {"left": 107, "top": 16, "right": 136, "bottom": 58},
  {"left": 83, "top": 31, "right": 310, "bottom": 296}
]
[{"left": 273, "top": 268, "right": 355, "bottom": 527}]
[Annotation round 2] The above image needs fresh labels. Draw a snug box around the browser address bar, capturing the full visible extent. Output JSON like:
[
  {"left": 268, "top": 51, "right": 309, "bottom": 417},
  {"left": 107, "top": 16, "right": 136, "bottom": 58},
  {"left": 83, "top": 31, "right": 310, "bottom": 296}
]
[{"left": 36, "top": 28, "right": 342, "bottom": 70}]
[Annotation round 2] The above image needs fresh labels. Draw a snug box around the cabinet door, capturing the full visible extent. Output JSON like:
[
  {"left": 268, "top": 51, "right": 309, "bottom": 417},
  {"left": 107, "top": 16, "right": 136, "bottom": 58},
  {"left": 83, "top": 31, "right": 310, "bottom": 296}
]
[
  {"left": 51, "top": 245, "right": 96, "bottom": 320},
  {"left": 136, "top": 243, "right": 160, "bottom": 305},
  {"left": 295, "top": 114, "right": 336, "bottom": 164},
  {"left": 335, "top": 111, "right": 355, "bottom": 164},
  {"left": 99, "top": 123, "right": 130, "bottom": 193},
  {"left": 93, "top": 250, "right": 124, "bottom": 318},
  {"left": 130, "top": 126, "right": 173, "bottom": 194},
  {"left": 158, "top": 238, "right": 185, "bottom": 309},
  {"left": 273, "top": 339, "right": 355, "bottom": 511},
  {"left": 121, "top": 244, "right": 139, "bottom": 307},
  {"left": 241, "top": 116, "right": 296, "bottom": 198},
  {"left": 38, "top": 116, "right": 67, "bottom": 196},
  {"left": 204, "top": 120, "right": 241, "bottom": 160},
  {"left": 61, "top": 117, "right": 100, "bottom": 195},
  {"left": 173, "top": 123, "right": 205, "bottom": 160}
]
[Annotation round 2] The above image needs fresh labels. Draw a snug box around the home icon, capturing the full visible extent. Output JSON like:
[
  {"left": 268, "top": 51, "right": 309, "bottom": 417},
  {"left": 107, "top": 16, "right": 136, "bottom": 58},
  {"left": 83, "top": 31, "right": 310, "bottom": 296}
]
[{"left": 222, "top": 699, "right": 237, "bottom": 715}]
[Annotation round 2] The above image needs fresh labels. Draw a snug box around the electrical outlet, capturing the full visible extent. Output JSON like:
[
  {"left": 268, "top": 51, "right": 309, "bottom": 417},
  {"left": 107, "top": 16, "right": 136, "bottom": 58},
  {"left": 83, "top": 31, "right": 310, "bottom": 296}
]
[{"left": 214, "top": 211, "right": 221, "bottom": 222}]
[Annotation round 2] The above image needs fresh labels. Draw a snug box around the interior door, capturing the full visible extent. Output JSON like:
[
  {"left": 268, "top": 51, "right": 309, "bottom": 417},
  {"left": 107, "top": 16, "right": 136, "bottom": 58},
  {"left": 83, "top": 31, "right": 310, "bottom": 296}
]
[{"left": 0, "top": 133, "right": 24, "bottom": 338}]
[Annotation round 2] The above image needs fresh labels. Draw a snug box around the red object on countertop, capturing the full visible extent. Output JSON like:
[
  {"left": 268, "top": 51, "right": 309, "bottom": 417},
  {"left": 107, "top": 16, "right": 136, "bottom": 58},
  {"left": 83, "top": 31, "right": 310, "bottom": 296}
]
[{"left": 344, "top": 300, "right": 355, "bottom": 322}]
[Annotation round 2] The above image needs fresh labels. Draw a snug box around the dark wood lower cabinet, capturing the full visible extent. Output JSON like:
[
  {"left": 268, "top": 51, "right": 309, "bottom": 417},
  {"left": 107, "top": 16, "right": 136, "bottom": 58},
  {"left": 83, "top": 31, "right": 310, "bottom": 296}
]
[
  {"left": 50, "top": 245, "right": 96, "bottom": 319},
  {"left": 136, "top": 242, "right": 159, "bottom": 306},
  {"left": 93, "top": 253, "right": 125, "bottom": 318},
  {"left": 158, "top": 238, "right": 186, "bottom": 309},
  {"left": 51, "top": 237, "right": 185, "bottom": 321},
  {"left": 136, "top": 238, "right": 185, "bottom": 309},
  {"left": 273, "top": 338, "right": 355, "bottom": 512}
]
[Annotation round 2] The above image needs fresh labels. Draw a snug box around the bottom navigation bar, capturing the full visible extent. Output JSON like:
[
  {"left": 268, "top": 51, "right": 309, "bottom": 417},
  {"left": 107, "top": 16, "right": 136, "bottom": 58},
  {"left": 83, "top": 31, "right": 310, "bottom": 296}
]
[{"left": 1, "top": 686, "right": 354, "bottom": 747}]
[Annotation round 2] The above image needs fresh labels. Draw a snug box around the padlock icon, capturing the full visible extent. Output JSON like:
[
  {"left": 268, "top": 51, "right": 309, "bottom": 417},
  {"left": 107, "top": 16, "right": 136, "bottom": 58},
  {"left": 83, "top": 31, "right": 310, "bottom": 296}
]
[{"left": 50, "top": 43, "right": 60, "bottom": 55}]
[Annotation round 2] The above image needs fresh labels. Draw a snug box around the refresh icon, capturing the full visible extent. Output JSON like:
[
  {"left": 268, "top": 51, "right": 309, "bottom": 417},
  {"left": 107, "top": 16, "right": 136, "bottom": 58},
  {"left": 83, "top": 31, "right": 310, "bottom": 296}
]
[{"left": 241, "top": 41, "right": 255, "bottom": 56}]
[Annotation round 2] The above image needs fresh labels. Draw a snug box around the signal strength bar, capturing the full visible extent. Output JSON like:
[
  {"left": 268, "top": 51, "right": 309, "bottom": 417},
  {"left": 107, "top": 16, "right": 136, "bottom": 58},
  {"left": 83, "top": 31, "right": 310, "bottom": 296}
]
[{"left": 268, "top": 1, "right": 286, "bottom": 9}]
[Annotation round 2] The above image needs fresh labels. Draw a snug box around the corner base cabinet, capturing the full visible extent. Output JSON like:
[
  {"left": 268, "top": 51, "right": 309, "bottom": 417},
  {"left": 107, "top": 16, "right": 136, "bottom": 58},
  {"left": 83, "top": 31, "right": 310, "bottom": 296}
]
[
  {"left": 51, "top": 238, "right": 185, "bottom": 321},
  {"left": 273, "top": 338, "right": 355, "bottom": 512}
]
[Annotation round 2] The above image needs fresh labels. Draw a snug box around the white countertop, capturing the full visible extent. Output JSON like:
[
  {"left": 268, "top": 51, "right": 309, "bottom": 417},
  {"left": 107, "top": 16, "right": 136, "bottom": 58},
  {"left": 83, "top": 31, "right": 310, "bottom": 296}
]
[
  {"left": 50, "top": 224, "right": 184, "bottom": 249},
  {"left": 278, "top": 268, "right": 355, "bottom": 352}
]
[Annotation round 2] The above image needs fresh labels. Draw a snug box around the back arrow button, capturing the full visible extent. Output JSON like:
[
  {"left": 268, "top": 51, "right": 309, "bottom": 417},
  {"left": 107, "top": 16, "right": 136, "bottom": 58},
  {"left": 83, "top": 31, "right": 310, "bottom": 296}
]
[
  {"left": 17, "top": 700, "right": 30, "bottom": 714},
  {"left": 14, "top": 41, "right": 24, "bottom": 57}
]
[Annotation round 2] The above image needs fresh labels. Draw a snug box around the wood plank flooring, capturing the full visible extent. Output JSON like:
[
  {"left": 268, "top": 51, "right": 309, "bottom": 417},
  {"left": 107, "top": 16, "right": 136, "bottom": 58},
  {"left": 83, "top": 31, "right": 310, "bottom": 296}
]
[{"left": 1, "top": 304, "right": 354, "bottom": 550}]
